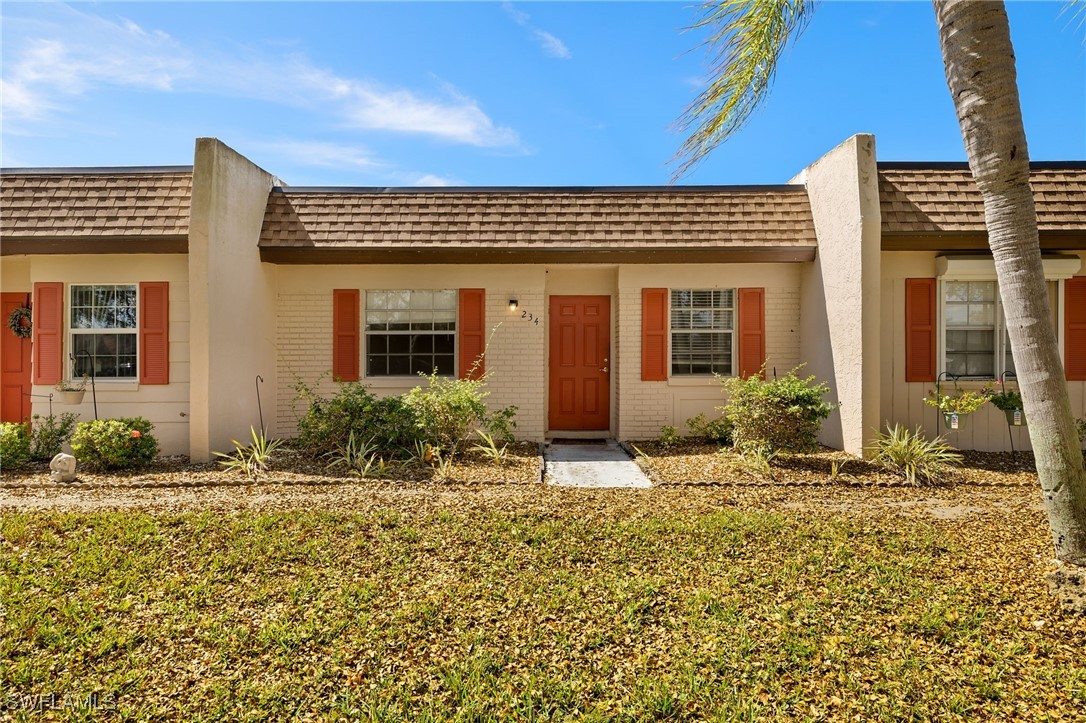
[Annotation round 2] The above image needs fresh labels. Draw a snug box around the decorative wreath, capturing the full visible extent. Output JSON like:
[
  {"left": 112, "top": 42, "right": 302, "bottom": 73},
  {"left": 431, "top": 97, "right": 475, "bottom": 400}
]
[{"left": 6, "top": 306, "right": 32, "bottom": 339}]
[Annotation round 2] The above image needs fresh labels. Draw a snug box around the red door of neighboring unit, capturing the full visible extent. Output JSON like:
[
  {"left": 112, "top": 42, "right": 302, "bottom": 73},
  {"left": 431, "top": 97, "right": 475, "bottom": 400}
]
[
  {"left": 549, "top": 295, "right": 610, "bottom": 431},
  {"left": 1, "top": 293, "right": 33, "bottom": 424}
]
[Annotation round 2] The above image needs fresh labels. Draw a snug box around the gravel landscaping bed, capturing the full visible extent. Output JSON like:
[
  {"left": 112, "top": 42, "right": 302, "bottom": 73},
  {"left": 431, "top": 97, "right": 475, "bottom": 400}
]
[
  {"left": 625, "top": 440, "right": 1040, "bottom": 487},
  {"left": 0, "top": 442, "right": 542, "bottom": 490}
]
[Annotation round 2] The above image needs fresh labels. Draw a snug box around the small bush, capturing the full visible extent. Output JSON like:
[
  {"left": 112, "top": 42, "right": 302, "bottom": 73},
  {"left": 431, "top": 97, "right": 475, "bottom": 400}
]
[
  {"left": 869, "top": 424, "right": 962, "bottom": 486},
  {"left": 28, "top": 412, "right": 79, "bottom": 461},
  {"left": 404, "top": 371, "right": 517, "bottom": 463},
  {"left": 721, "top": 368, "right": 837, "bottom": 454},
  {"left": 296, "top": 381, "right": 419, "bottom": 458},
  {"left": 658, "top": 425, "right": 680, "bottom": 449},
  {"left": 70, "top": 417, "right": 157, "bottom": 470},
  {"left": 471, "top": 430, "right": 509, "bottom": 466},
  {"left": 1, "top": 422, "right": 30, "bottom": 470},
  {"left": 686, "top": 413, "right": 733, "bottom": 445}
]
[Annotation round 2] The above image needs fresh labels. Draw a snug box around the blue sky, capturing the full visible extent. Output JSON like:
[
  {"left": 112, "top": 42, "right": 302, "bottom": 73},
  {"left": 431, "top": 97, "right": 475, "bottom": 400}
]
[{"left": 2, "top": 1, "right": 1083, "bottom": 186}]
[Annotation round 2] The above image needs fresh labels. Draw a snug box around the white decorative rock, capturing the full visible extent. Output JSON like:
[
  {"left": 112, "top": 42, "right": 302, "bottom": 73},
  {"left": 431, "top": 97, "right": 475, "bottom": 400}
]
[{"left": 49, "top": 453, "right": 78, "bottom": 483}]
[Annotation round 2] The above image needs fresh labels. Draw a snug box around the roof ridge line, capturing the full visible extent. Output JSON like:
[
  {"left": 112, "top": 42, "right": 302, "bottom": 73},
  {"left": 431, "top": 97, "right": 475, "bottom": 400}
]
[
  {"left": 0, "top": 165, "right": 194, "bottom": 175},
  {"left": 271, "top": 184, "right": 807, "bottom": 194}
]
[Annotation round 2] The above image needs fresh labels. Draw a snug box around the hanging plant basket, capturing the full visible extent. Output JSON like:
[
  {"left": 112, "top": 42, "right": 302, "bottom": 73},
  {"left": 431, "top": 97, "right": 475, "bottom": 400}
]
[
  {"left": 6, "top": 306, "right": 31, "bottom": 339},
  {"left": 942, "top": 411, "right": 969, "bottom": 430},
  {"left": 1005, "top": 408, "right": 1026, "bottom": 427},
  {"left": 57, "top": 390, "right": 85, "bottom": 405}
]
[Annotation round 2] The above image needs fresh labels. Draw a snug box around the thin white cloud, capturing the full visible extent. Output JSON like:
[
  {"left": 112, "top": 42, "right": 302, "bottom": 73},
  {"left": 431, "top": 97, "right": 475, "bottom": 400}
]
[
  {"left": 413, "top": 173, "right": 463, "bottom": 187},
  {"left": 251, "top": 140, "right": 386, "bottom": 171},
  {"left": 502, "top": 2, "right": 572, "bottom": 60},
  {"left": 2, "top": 4, "right": 520, "bottom": 147},
  {"left": 533, "top": 30, "right": 572, "bottom": 60}
]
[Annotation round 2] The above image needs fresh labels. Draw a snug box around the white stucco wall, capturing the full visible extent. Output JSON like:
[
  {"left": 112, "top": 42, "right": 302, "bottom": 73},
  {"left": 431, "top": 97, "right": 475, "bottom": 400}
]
[
  {"left": 188, "top": 139, "right": 277, "bottom": 460},
  {"left": 794, "top": 134, "right": 882, "bottom": 455},
  {"left": 11, "top": 254, "right": 191, "bottom": 455},
  {"left": 881, "top": 250, "right": 1085, "bottom": 452}
]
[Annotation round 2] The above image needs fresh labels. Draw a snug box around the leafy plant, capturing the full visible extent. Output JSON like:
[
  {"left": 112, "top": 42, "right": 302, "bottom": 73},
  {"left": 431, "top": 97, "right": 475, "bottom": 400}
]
[
  {"left": 70, "top": 417, "right": 157, "bottom": 470},
  {"left": 924, "top": 384, "right": 991, "bottom": 415},
  {"left": 721, "top": 367, "right": 837, "bottom": 454},
  {"left": 987, "top": 386, "right": 1023, "bottom": 412},
  {"left": 737, "top": 445, "right": 778, "bottom": 480},
  {"left": 405, "top": 439, "right": 443, "bottom": 469},
  {"left": 658, "top": 425, "right": 681, "bottom": 450},
  {"left": 295, "top": 381, "right": 420, "bottom": 459},
  {"left": 28, "top": 412, "right": 79, "bottom": 461},
  {"left": 325, "top": 431, "right": 397, "bottom": 479},
  {"left": 404, "top": 370, "right": 517, "bottom": 464},
  {"left": 868, "top": 425, "right": 963, "bottom": 486},
  {"left": 54, "top": 376, "right": 88, "bottom": 393},
  {"left": 0, "top": 422, "right": 30, "bottom": 470},
  {"left": 471, "top": 430, "right": 509, "bottom": 466},
  {"left": 215, "top": 427, "right": 284, "bottom": 480},
  {"left": 686, "top": 412, "right": 733, "bottom": 445}
]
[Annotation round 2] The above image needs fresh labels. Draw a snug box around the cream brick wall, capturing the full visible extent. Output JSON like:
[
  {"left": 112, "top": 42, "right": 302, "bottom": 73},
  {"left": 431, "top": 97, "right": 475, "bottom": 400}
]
[
  {"left": 15, "top": 254, "right": 192, "bottom": 455},
  {"left": 615, "top": 264, "right": 803, "bottom": 441},
  {"left": 274, "top": 265, "right": 548, "bottom": 441}
]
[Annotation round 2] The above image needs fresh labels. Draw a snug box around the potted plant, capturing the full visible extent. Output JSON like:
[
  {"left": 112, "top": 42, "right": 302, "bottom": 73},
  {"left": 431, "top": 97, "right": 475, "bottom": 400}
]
[
  {"left": 924, "top": 383, "right": 990, "bottom": 430},
  {"left": 55, "top": 377, "right": 88, "bottom": 405},
  {"left": 989, "top": 386, "right": 1026, "bottom": 427}
]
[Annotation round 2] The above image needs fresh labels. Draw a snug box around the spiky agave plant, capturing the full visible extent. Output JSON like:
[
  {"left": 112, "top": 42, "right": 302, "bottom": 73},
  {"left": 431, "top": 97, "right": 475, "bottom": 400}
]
[{"left": 869, "top": 425, "right": 962, "bottom": 486}]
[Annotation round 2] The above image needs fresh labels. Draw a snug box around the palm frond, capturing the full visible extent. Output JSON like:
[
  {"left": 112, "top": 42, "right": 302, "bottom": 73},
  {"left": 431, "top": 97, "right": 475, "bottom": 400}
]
[{"left": 672, "top": 0, "right": 816, "bottom": 180}]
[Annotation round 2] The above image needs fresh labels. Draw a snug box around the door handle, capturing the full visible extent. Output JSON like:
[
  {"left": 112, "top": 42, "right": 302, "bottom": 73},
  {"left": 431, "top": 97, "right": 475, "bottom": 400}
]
[{"left": 600, "top": 358, "right": 609, "bottom": 373}]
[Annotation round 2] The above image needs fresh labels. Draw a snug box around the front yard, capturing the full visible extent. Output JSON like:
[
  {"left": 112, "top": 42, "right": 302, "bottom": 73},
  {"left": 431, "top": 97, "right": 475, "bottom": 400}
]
[{"left": 2, "top": 481, "right": 1084, "bottom": 721}]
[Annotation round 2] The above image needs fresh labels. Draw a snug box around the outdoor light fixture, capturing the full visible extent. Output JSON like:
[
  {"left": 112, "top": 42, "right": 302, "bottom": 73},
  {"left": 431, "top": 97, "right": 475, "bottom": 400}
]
[{"left": 508, "top": 298, "right": 519, "bottom": 311}]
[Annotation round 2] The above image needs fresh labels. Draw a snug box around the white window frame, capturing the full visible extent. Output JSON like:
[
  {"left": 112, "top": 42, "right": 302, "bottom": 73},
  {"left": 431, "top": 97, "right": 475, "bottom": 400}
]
[
  {"left": 668, "top": 288, "right": 737, "bottom": 378},
  {"left": 363, "top": 289, "right": 458, "bottom": 379},
  {"left": 936, "top": 277, "right": 1064, "bottom": 381},
  {"left": 68, "top": 283, "right": 139, "bottom": 382}
]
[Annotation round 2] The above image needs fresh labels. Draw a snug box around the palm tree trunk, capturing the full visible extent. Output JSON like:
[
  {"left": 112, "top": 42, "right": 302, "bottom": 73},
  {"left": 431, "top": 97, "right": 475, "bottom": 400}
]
[{"left": 934, "top": 0, "right": 1086, "bottom": 566}]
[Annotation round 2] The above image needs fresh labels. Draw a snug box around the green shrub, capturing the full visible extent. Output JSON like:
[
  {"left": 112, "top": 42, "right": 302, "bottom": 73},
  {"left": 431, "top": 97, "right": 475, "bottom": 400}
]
[
  {"left": 404, "top": 371, "right": 517, "bottom": 463},
  {"left": 658, "top": 425, "right": 680, "bottom": 449},
  {"left": 1, "top": 422, "right": 30, "bottom": 470},
  {"left": 868, "top": 424, "right": 962, "bottom": 486},
  {"left": 28, "top": 412, "right": 79, "bottom": 461},
  {"left": 721, "top": 368, "right": 837, "bottom": 454},
  {"left": 70, "top": 417, "right": 158, "bottom": 470},
  {"left": 685, "top": 413, "right": 733, "bottom": 445},
  {"left": 295, "top": 381, "right": 420, "bottom": 458}
]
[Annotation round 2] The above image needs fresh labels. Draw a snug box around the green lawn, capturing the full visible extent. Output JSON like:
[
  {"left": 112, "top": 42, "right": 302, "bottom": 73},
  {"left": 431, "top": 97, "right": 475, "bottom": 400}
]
[{"left": 2, "top": 486, "right": 1084, "bottom": 721}]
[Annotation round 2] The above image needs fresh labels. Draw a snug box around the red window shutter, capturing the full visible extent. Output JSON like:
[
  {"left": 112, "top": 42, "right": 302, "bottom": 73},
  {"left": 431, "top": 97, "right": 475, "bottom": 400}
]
[
  {"left": 139, "top": 282, "right": 170, "bottom": 385},
  {"left": 905, "top": 278, "right": 937, "bottom": 383},
  {"left": 641, "top": 289, "right": 668, "bottom": 381},
  {"left": 458, "top": 289, "right": 486, "bottom": 380},
  {"left": 332, "top": 289, "right": 359, "bottom": 382},
  {"left": 32, "top": 282, "right": 64, "bottom": 386},
  {"left": 737, "top": 288, "right": 766, "bottom": 380},
  {"left": 1066, "top": 277, "right": 1086, "bottom": 381}
]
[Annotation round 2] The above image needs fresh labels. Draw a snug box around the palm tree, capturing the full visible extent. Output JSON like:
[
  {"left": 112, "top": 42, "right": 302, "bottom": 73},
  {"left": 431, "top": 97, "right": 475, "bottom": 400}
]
[{"left": 675, "top": 0, "right": 1086, "bottom": 569}]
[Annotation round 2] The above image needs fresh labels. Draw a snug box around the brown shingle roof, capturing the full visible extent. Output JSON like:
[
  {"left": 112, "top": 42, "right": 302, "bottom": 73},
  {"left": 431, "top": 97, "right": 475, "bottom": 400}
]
[
  {"left": 879, "top": 164, "right": 1086, "bottom": 235},
  {"left": 1, "top": 168, "right": 193, "bottom": 241},
  {"left": 258, "top": 186, "right": 817, "bottom": 261}
]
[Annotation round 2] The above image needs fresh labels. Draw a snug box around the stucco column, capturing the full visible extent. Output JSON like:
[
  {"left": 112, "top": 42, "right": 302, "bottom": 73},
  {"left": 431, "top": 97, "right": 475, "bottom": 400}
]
[
  {"left": 794, "top": 134, "right": 881, "bottom": 455},
  {"left": 188, "top": 138, "right": 277, "bottom": 461}
]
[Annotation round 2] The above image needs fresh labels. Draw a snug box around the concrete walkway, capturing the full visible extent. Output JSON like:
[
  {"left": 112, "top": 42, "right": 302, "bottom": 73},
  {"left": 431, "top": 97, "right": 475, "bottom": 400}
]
[{"left": 543, "top": 440, "right": 652, "bottom": 488}]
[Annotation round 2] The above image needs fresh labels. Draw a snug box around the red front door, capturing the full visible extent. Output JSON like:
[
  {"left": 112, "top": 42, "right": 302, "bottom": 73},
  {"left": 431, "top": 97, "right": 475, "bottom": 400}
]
[
  {"left": 549, "top": 295, "right": 610, "bottom": 431},
  {"left": 1, "top": 293, "right": 33, "bottom": 424}
]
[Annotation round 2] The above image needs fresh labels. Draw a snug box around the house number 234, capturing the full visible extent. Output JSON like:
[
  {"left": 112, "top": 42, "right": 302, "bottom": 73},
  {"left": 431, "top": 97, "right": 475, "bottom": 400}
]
[{"left": 521, "top": 310, "right": 541, "bottom": 325}]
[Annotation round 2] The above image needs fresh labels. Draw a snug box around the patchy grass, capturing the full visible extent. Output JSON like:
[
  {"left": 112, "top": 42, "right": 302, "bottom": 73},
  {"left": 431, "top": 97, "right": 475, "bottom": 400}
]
[{"left": 2, "top": 484, "right": 1084, "bottom": 721}]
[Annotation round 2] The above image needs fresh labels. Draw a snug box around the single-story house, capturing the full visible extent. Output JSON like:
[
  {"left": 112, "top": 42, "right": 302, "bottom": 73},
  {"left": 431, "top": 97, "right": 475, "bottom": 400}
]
[{"left": 2, "top": 135, "right": 1084, "bottom": 460}]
